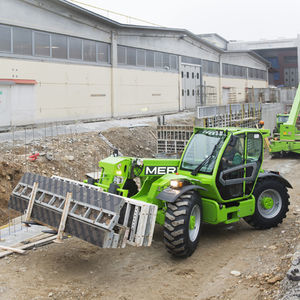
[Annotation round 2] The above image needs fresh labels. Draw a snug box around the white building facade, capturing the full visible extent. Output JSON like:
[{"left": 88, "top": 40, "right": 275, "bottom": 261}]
[{"left": 0, "top": 0, "right": 269, "bottom": 128}]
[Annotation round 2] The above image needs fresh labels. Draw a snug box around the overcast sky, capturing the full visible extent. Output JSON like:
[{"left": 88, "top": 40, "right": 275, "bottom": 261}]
[{"left": 68, "top": 0, "right": 300, "bottom": 41}]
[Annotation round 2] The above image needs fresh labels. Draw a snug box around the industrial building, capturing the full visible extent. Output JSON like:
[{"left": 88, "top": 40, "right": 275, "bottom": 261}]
[
  {"left": 0, "top": 0, "right": 269, "bottom": 128},
  {"left": 228, "top": 36, "right": 300, "bottom": 87}
]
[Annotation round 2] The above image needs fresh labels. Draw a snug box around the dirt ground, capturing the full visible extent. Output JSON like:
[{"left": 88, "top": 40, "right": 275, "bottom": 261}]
[{"left": 0, "top": 121, "right": 299, "bottom": 300}]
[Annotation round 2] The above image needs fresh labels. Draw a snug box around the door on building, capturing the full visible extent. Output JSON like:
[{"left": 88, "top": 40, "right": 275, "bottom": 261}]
[
  {"left": 0, "top": 86, "right": 11, "bottom": 128},
  {"left": 284, "top": 68, "right": 298, "bottom": 87},
  {"left": 222, "top": 87, "right": 230, "bottom": 105},
  {"left": 181, "top": 64, "right": 202, "bottom": 109}
]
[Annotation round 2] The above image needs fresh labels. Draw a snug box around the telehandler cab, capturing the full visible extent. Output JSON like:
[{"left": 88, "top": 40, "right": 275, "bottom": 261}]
[{"left": 92, "top": 127, "right": 291, "bottom": 257}]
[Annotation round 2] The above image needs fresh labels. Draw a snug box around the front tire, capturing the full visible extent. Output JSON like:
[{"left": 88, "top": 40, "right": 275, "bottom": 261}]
[
  {"left": 244, "top": 179, "right": 290, "bottom": 229},
  {"left": 163, "top": 191, "right": 202, "bottom": 258}
]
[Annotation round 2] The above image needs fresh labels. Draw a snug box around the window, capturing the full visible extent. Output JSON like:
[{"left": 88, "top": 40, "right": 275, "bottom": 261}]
[
  {"left": 0, "top": 24, "right": 111, "bottom": 65},
  {"left": 97, "top": 42, "right": 109, "bottom": 63},
  {"left": 192, "top": 89, "right": 195, "bottom": 96},
  {"left": 116, "top": 45, "right": 177, "bottom": 71},
  {"left": 170, "top": 55, "right": 177, "bottom": 69},
  {"left": 192, "top": 72, "right": 194, "bottom": 79},
  {"left": 197, "top": 73, "right": 199, "bottom": 79},
  {"left": 52, "top": 34, "right": 67, "bottom": 59},
  {"left": 245, "top": 132, "right": 262, "bottom": 194},
  {"left": 34, "top": 32, "right": 50, "bottom": 57},
  {"left": 248, "top": 68, "right": 254, "bottom": 78},
  {"left": 0, "top": 25, "right": 11, "bottom": 52},
  {"left": 182, "top": 89, "right": 184, "bottom": 96},
  {"left": 69, "top": 37, "right": 82, "bottom": 60},
  {"left": 83, "top": 40, "right": 96, "bottom": 62},
  {"left": 223, "top": 63, "right": 246, "bottom": 78},
  {"left": 181, "top": 56, "right": 201, "bottom": 65},
  {"left": 284, "top": 56, "right": 297, "bottom": 64},
  {"left": 187, "top": 72, "right": 189, "bottom": 79},
  {"left": 137, "top": 49, "right": 145, "bottom": 66},
  {"left": 127, "top": 47, "right": 136, "bottom": 66},
  {"left": 181, "top": 71, "right": 184, "bottom": 78},
  {"left": 187, "top": 89, "right": 190, "bottom": 96},
  {"left": 13, "top": 27, "right": 32, "bottom": 55},
  {"left": 163, "top": 53, "right": 170, "bottom": 68},
  {"left": 218, "top": 134, "right": 245, "bottom": 199},
  {"left": 118, "top": 46, "right": 126, "bottom": 64},
  {"left": 154, "top": 52, "right": 163, "bottom": 68},
  {"left": 146, "top": 50, "right": 154, "bottom": 67}
]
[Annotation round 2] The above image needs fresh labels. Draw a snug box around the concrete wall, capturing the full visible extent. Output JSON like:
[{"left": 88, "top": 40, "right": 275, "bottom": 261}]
[{"left": 261, "top": 103, "right": 285, "bottom": 131}]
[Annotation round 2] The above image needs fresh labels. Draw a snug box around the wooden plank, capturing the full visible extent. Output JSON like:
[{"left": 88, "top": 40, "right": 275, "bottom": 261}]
[
  {"left": 0, "top": 245, "right": 25, "bottom": 254},
  {"left": 55, "top": 192, "right": 72, "bottom": 243},
  {"left": 0, "top": 235, "right": 58, "bottom": 259},
  {"left": 25, "top": 182, "right": 39, "bottom": 223}
]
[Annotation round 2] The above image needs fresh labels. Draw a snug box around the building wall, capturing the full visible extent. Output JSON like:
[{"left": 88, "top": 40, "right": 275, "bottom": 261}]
[
  {"left": 221, "top": 53, "right": 267, "bottom": 70},
  {"left": 0, "top": 57, "right": 112, "bottom": 124},
  {"left": 0, "top": 0, "right": 270, "bottom": 127},
  {"left": 256, "top": 48, "right": 298, "bottom": 87},
  {"left": 202, "top": 75, "right": 220, "bottom": 105},
  {"left": 114, "top": 68, "right": 179, "bottom": 116},
  {"left": 0, "top": 0, "right": 112, "bottom": 43},
  {"left": 202, "top": 74, "right": 268, "bottom": 106},
  {"left": 117, "top": 31, "right": 220, "bottom": 62}
]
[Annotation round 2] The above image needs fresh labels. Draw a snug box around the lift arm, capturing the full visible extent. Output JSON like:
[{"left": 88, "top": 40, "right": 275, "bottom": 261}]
[{"left": 286, "top": 83, "right": 300, "bottom": 127}]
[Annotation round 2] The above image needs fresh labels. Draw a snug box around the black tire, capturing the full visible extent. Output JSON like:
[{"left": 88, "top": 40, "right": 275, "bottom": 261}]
[
  {"left": 163, "top": 191, "right": 202, "bottom": 258},
  {"left": 123, "top": 179, "right": 138, "bottom": 197},
  {"left": 244, "top": 178, "right": 290, "bottom": 229}
]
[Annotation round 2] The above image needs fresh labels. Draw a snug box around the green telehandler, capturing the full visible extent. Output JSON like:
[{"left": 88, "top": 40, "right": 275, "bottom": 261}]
[
  {"left": 88, "top": 126, "right": 291, "bottom": 257},
  {"left": 270, "top": 84, "right": 300, "bottom": 155},
  {"left": 9, "top": 127, "right": 292, "bottom": 258}
]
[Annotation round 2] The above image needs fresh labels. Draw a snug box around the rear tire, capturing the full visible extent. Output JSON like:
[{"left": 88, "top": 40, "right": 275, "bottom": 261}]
[
  {"left": 244, "top": 179, "right": 290, "bottom": 229},
  {"left": 163, "top": 191, "right": 202, "bottom": 258}
]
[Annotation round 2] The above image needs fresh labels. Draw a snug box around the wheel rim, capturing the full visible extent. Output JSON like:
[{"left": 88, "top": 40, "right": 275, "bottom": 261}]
[
  {"left": 257, "top": 189, "right": 282, "bottom": 219},
  {"left": 189, "top": 204, "right": 201, "bottom": 242}
]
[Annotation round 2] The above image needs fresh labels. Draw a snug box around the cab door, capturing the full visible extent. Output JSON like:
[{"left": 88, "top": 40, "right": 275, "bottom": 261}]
[
  {"left": 216, "top": 134, "right": 245, "bottom": 200},
  {"left": 244, "top": 132, "right": 263, "bottom": 196},
  {"left": 216, "top": 132, "right": 263, "bottom": 201}
]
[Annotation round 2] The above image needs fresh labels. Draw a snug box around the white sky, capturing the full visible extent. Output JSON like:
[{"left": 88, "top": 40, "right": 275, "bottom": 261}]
[{"left": 68, "top": 0, "right": 300, "bottom": 41}]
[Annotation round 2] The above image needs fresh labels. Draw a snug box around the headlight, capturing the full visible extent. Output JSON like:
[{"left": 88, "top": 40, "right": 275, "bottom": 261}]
[
  {"left": 113, "top": 176, "right": 124, "bottom": 184},
  {"left": 170, "top": 180, "right": 185, "bottom": 189},
  {"left": 116, "top": 170, "right": 122, "bottom": 176}
]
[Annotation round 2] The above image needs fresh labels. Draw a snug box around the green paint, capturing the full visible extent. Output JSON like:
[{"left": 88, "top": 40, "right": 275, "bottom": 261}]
[
  {"left": 261, "top": 196, "right": 274, "bottom": 210},
  {"left": 189, "top": 215, "right": 196, "bottom": 230},
  {"left": 90, "top": 126, "right": 276, "bottom": 227},
  {"left": 0, "top": 91, "right": 2, "bottom": 95}
]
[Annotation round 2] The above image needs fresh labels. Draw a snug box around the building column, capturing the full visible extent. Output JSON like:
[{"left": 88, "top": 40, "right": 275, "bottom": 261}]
[
  {"left": 178, "top": 56, "right": 182, "bottom": 111},
  {"left": 219, "top": 54, "right": 222, "bottom": 105},
  {"left": 110, "top": 31, "right": 118, "bottom": 118},
  {"left": 297, "top": 34, "right": 300, "bottom": 85}
]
